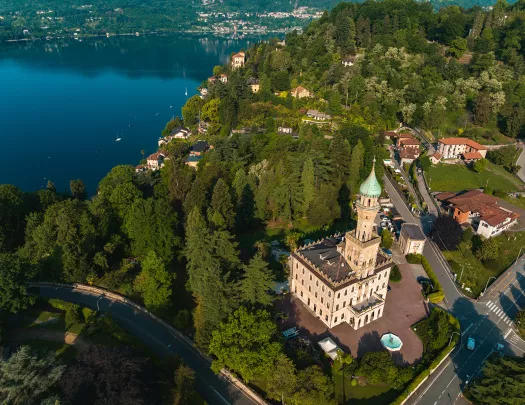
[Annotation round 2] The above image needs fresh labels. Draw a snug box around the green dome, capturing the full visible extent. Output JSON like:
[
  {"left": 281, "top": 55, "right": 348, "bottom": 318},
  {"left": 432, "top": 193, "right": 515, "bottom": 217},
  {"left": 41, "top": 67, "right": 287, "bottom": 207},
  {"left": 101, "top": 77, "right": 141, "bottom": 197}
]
[{"left": 359, "top": 161, "right": 381, "bottom": 197}]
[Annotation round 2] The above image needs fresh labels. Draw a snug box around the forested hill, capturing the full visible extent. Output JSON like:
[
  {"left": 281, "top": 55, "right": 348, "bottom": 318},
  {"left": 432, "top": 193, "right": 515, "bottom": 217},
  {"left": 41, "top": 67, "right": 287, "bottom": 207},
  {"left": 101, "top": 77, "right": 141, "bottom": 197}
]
[{"left": 0, "top": 0, "right": 520, "bottom": 41}]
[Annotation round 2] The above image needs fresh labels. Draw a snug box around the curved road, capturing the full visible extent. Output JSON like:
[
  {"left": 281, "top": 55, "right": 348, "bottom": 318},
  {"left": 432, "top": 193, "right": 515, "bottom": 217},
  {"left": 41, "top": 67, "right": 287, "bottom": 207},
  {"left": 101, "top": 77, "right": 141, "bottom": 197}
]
[
  {"left": 384, "top": 174, "right": 525, "bottom": 405},
  {"left": 32, "top": 285, "right": 258, "bottom": 405}
]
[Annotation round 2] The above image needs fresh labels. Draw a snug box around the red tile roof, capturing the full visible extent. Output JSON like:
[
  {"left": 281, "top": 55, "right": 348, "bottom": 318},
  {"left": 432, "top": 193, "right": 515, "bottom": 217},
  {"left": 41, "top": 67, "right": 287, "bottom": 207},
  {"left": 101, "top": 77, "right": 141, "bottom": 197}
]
[
  {"left": 462, "top": 152, "right": 483, "bottom": 160},
  {"left": 399, "top": 149, "right": 419, "bottom": 159},
  {"left": 430, "top": 152, "right": 442, "bottom": 160},
  {"left": 399, "top": 138, "right": 420, "bottom": 146},
  {"left": 438, "top": 137, "right": 487, "bottom": 150},
  {"left": 436, "top": 190, "right": 519, "bottom": 227}
]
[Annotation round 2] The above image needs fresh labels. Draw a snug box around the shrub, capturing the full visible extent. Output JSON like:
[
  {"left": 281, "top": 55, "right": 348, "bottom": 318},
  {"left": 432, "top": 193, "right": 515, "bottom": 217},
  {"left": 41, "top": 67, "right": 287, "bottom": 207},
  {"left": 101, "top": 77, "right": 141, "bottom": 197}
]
[
  {"left": 48, "top": 298, "right": 71, "bottom": 311},
  {"left": 405, "top": 254, "right": 443, "bottom": 302},
  {"left": 390, "top": 265, "right": 402, "bottom": 283},
  {"left": 173, "top": 309, "right": 192, "bottom": 330},
  {"left": 65, "top": 304, "right": 83, "bottom": 325},
  {"left": 82, "top": 308, "right": 96, "bottom": 323}
]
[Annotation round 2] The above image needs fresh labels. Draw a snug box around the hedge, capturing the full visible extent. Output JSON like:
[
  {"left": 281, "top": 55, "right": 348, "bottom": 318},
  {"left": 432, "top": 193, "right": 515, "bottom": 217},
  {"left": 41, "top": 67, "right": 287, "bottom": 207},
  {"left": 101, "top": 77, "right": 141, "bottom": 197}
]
[{"left": 406, "top": 253, "right": 444, "bottom": 303}]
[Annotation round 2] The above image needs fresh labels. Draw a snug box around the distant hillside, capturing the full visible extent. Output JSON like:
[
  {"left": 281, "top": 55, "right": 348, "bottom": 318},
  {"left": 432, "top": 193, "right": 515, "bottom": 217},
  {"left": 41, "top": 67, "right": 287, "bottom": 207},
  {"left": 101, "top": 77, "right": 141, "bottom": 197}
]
[{"left": 0, "top": 0, "right": 518, "bottom": 41}]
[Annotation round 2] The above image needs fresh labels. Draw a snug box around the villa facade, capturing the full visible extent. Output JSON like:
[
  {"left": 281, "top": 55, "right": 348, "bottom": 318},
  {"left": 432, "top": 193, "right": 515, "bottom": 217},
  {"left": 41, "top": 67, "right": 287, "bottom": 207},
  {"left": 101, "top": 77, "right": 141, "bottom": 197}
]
[{"left": 289, "top": 161, "right": 393, "bottom": 330}]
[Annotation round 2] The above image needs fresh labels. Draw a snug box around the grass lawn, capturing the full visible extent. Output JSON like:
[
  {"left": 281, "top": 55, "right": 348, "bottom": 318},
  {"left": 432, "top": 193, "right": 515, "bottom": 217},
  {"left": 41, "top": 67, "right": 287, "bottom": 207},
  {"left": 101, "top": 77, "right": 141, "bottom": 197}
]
[
  {"left": 502, "top": 194, "right": 525, "bottom": 210},
  {"left": 427, "top": 162, "right": 522, "bottom": 193},
  {"left": 334, "top": 374, "right": 398, "bottom": 405},
  {"left": 443, "top": 231, "right": 525, "bottom": 297}
]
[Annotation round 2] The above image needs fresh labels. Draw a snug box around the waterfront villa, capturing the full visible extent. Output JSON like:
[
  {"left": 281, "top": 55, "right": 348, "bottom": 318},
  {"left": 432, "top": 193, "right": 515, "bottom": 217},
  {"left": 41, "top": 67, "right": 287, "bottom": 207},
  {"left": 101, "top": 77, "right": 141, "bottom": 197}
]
[
  {"left": 288, "top": 161, "right": 393, "bottom": 329},
  {"left": 231, "top": 52, "right": 246, "bottom": 69}
]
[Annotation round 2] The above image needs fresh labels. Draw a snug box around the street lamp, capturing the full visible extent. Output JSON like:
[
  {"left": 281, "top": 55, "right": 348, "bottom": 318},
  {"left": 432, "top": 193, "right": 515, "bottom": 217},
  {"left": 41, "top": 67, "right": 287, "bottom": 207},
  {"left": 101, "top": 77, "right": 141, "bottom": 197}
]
[
  {"left": 482, "top": 277, "right": 497, "bottom": 296},
  {"left": 448, "top": 331, "right": 461, "bottom": 346}
]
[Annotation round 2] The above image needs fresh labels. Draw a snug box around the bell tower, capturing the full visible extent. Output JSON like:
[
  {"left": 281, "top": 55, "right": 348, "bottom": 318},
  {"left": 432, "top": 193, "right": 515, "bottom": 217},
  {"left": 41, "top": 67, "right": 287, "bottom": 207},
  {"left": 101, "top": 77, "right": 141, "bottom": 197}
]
[{"left": 345, "top": 159, "right": 382, "bottom": 279}]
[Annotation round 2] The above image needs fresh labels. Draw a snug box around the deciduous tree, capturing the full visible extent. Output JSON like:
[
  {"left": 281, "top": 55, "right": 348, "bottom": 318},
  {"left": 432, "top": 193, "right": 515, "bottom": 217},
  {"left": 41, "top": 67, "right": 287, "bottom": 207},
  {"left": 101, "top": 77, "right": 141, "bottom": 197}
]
[{"left": 134, "top": 251, "right": 174, "bottom": 312}]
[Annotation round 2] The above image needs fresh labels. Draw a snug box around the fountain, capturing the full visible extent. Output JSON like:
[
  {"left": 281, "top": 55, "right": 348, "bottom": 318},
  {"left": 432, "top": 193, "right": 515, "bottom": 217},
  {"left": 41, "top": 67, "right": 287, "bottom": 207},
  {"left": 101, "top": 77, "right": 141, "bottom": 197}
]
[{"left": 380, "top": 333, "right": 403, "bottom": 352}]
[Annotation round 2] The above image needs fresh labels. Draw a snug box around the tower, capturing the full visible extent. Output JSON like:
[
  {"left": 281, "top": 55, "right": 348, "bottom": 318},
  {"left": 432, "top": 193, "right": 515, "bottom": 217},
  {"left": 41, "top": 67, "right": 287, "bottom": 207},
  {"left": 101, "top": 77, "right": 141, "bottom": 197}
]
[{"left": 345, "top": 160, "right": 382, "bottom": 279}]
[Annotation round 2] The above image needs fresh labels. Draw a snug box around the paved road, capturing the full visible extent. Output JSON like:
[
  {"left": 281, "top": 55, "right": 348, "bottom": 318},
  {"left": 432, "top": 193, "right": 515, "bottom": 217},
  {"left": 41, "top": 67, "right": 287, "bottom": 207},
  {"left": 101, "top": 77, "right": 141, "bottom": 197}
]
[
  {"left": 416, "top": 171, "right": 439, "bottom": 219},
  {"left": 384, "top": 174, "right": 525, "bottom": 405},
  {"left": 515, "top": 144, "right": 525, "bottom": 183},
  {"left": 32, "top": 285, "right": 258, "bottom": 405}
]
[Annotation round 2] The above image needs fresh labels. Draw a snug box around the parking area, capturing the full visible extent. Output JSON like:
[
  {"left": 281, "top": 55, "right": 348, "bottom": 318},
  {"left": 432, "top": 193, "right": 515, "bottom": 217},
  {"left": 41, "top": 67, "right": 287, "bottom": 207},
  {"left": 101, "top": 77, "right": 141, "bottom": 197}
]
[{"left": 277, "top": 264, "right": 429, "bottom": 365}]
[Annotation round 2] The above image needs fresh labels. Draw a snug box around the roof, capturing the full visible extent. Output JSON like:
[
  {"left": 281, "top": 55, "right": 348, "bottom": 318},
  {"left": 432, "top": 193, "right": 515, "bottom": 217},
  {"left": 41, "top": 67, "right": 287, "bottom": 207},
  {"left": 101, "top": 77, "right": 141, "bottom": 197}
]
[
  {"left": 147, "top": 152, "right": 164, "bottom": 160},
  {"left": 436, "top": 190, "right": 519, "bottom": 226},
  {"left": 292, "top": 86, "right": 309, "bottom": 93},
  {"left": 401, "top": 223, "right": 426, "bottom": 241},
  {"left": 317, "top": 337, "right": 341, "bottom": 360},
  {"left": 360, "top": 161, "right": 382, "bottom": 198},
  {"left": 247, "top": 77, "right": 259, "bottom": 85},
  {"left": 438, "top": 138, "right": 487, "bottom": 150},
  {"left": 399, "top": 138, "right": 420, "bottom": 146},
  {"left": 462, "top": 152, "right": 483, "bottom": 160},
  {"left": 169, "top": 126, "right": 190, "bottom": 136},
  {"left": 399, "top": 149, "right": 419, "bottom": 159},
  {"left": 232, "top": 52, "right": 245, "bottom": 59},
  {"left": 191, "top": 140, "right": 209, "bottom": 153},
  {"left": 430, "top": 152, "right": 442, "bottom": 160}
]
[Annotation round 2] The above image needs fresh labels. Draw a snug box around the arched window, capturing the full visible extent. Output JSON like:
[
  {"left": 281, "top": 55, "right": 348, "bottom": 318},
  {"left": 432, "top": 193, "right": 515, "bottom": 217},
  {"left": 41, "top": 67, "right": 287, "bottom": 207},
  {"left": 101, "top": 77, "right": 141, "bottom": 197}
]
[
  {"left": 371, "top": 311, "right": 375, "bottom": 320},
  {"left": 316, "top": 280, "right": 319, "bottom": 287},
  {"left": 328, "top": 291, "right": 331, "bottom": 297},
  {"left": 301, "top": 280, "right": 304, "bottom": 285},
  {"left": 343, "top": 301, "right": 346, "bottom": 308},
  {"left": 294, "top": 287, "right": 297, "bottom": 293},
  {"left": 342, "top": 313, "right": 345, "bottom": 319},
  {"left": 377, "top": 308, "right": 381, "bottom": 317},
  {"left": 315, "top": 292, "right": 318, "bottom": 298},
  {"left": 365, "top": 314, "right": 369, "bottom": 323},
  {"left": 325, "top": 315, "right": 328, "bottom": 321},
  {"left": 321, "top": 297, "right": 324, "bottom": 304},
  {"left": 300, "top": 291, "right": 303, "bottom": 297},
  {"left": 382, "top": 282, "right": 386, "bottom": 288},
  {"left": 310, "top": 275, "right": 312, "bottom": 281},
  {"left": 334, "top": 317, "right": 338, "bottom": 324},
  {"left": 344, "top": 289, "right": 348, "bottom": 296},
  {"left": 314, "top": 304, "right": 317, "bottom": 311},
  {"left": 307, "top": 298, "right": 310, "bottom": 305},
  {"left": 336, "top": 304, "right": 339, "bottom": 311},
  {"left": 337, "top": 293, "right": 340, "bottom": 299},
  {"left": 308, "top": 286, "right": 311, "bottom": 292}
]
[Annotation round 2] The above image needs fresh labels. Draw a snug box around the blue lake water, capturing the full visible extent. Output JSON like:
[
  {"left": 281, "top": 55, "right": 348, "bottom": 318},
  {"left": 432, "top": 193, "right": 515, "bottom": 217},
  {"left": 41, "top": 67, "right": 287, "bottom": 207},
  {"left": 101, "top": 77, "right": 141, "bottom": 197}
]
[{"left": 0, "top": 35, "right": 263, "bottom": 193}]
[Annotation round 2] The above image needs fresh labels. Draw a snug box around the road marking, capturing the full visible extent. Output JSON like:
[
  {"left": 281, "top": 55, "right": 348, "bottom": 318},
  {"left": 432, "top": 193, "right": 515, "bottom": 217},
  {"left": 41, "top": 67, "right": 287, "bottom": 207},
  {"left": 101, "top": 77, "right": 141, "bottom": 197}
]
[
  {"left": 504, "top": 328, "right": 512, "bottom": 339},
  {"left": 463, "top": 323, "right": 473, "bottom": 334}
]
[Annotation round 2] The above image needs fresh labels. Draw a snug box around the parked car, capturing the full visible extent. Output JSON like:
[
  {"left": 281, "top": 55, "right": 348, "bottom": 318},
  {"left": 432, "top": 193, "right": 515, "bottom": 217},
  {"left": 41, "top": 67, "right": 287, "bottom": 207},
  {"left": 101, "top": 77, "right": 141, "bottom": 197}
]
[
  {"left": 467, "top": 337, "right": 475, "bottom": 351},
  {"left": 382, "top": 248, "right": 392, "bottom": 257}
]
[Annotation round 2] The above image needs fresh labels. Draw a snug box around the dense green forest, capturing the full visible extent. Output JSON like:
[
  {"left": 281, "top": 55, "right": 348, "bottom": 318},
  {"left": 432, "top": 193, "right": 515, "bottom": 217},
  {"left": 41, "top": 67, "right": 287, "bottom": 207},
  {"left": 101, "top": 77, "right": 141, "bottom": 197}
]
[{"left": 2, "top": 0, "right": 525, "bottom": 403}]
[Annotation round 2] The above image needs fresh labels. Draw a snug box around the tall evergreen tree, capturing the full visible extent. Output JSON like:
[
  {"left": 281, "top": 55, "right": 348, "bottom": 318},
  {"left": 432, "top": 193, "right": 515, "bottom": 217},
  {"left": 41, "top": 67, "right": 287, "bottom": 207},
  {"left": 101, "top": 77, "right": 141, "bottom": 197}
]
[
  {"left": 209, "top": 178, "right": 235, "bottom": 230},
  {"left": 301, "top": 158, "right": 315, "bottom": 215},
  {"left": 0, "top": 346, "right": 65, "bottom": 404},
  {"left": 348, "top": 140, "right": 364, "bottom": 195},
  {"left": 240, "top": 253, "right": 274, "bottom": 306}
]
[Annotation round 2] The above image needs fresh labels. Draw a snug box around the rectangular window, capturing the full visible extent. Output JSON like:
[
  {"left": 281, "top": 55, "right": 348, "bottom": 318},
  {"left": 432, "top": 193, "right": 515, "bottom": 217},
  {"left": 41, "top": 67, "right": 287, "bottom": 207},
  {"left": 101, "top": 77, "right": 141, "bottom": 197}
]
[
  {"left": 342, "top": 313, "right": 345, "bottom": 319},
  {"left": 320, "top": 309, "right": 322, "bottom": 316},
  {"left": 334, "top": 317, "right": 338, "bottom": 323}
]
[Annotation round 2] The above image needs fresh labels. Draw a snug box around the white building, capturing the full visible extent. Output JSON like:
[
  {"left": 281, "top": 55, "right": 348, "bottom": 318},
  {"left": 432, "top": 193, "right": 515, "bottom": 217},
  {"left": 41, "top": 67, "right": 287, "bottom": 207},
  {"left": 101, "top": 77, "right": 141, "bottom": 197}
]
[
  {"left": 437, "top": 138, "right": 487, "bottom": 160},
  {"left": 289, "top": 161, "right": 393, "bottom": 330},
  {"left": 399, "top": 223, "right": 426, "bottom": 255}
]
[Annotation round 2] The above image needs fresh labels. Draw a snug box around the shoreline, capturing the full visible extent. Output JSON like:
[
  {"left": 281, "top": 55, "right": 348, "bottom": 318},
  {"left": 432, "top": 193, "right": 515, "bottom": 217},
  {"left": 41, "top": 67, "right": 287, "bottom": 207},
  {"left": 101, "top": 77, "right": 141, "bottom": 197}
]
[{"left": 2, "top": 28, "right": 293, "bottom": 44}]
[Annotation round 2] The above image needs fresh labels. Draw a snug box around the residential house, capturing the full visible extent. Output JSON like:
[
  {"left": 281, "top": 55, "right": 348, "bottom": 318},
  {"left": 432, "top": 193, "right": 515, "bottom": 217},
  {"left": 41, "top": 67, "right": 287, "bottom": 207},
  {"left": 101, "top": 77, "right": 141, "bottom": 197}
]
[
  {"left": 399, "top": 223, "right": 426, "bottom": 255},
  {"left": 207, "top": 76, "right": 217, "bottom": 84},
  {"left": 219, "top": 74, "right": 228, "bottom": 84},
  {"left": 231, "top": 52, "right": 245, "bottom": 69},
  {"left": 384, "top": 131, "right": 398, "bottom": 139},
  {"left": 306, "top": 109, "right": 331, "bottom": 121},
  {"left": 399, "top": 148, "right": 420, "bottom": 165},
  {"left": 429, "top": 152, "right": 442, "bottom": 164},
  {"left": 135, "top": 165, "right": 147, "bottom": 173},
  {"left": 291, "top": 86, "right": 311, "bottom": 99},
  {"left": 186, "top": 140, "right": 210, "bottom": 168},
  {"left": 398, "top": 138, "right": 421, "bottom": 150},
  {"left": 394, "top": 133, "right": 414, "bottom": 147},
  {"left": 199, "top": 88, "right": 208, "bottom": 98},
  {"left": 437, "top": 138, "right": 488, "bottom": 160},
  {"left": 436, "top": 190, "right": 519, "bottom": 238},
  {"left": 288, "top": 162, "right": 393, "bottom": 330},
  {"left": 146, "top": 152, "right": 166, "bottom": 171},
  {"left": 278, "top": 126, "right": 298, "bottom": 139},
  {"left": 158, "top": 127, "right": 191, "bottom": 146},
  {"left": 247, "top": 77, "right": 260, "bottom": 93},
  {"left": 462, "top": 152, "right": 484, "bottom": 163},
  {"left": 341, "top": 55, "right": 358, "bottom": 67}
]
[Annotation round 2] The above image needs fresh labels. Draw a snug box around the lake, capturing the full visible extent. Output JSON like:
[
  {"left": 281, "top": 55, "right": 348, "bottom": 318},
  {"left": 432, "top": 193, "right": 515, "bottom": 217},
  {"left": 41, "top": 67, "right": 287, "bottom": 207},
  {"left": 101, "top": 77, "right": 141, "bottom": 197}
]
[{"left": 0, "top": 35, "right": 264, "bottom": 194}]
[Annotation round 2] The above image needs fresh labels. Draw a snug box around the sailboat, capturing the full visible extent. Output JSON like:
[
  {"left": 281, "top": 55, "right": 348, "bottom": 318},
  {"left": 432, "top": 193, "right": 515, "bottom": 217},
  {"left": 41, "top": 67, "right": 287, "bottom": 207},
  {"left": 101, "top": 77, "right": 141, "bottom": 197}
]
[
  {"left": 185, "top": 87, "right": 188, "bottom": 96},
  {"left": 115, "top": 133, "right": 122, "bottom": 142}
]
